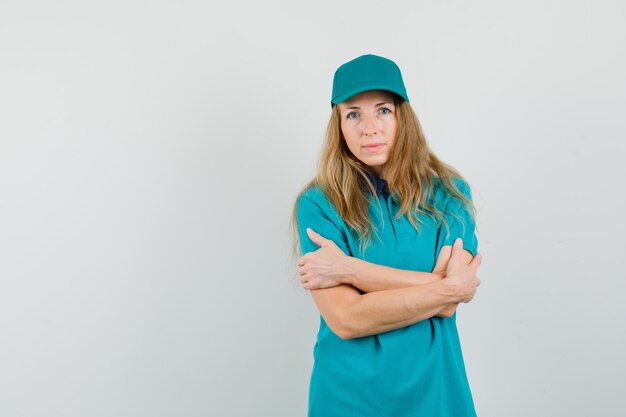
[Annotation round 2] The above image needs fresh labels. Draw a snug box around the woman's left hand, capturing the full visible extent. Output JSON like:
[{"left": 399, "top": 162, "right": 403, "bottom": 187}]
[{"left": 297, "top": 228, "right": 352, "bottom": 290}]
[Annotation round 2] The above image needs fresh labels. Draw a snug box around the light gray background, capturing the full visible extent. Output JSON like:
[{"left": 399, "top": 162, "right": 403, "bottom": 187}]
[{"left": 1, "top": 1, "right": 625, "bottom": 416}]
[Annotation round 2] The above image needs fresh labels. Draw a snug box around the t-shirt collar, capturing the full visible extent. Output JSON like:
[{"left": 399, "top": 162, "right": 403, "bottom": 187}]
[{"left": 365, "top": 169, "right": 388, "bottom": 195}]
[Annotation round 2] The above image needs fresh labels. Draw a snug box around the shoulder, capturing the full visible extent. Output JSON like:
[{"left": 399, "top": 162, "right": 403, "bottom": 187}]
[
  {"left": 297, "top": 186, "right": 325, "bottom": 211},
  {"left": 451, "top": 177, "right": 471, "bottom": 195},
  {"left": 432, "top": 176, "right": 472, "bottom": 199},
  {"left": 297, "top": 186, "right": 343, "bottom": 222},
  {"left": 296, "top": 186, "right": 350, "bottom": 241},
  {"left": 425, "top": 177, "right": 473, "bottom": 215},
  {"left": 299, "top": 185, "right": 325, "bottom": 203}
]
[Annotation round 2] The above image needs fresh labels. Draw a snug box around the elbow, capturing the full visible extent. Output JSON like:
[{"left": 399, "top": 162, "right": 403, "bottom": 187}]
[
  {"left": 327, "top": 310, "right": 362, "bottom": 340},
  {"left": 335, "top": 325, "right": 359, "bottom": 340},
  {"left": 437, "top": 303, "right": 458, "bottom": 318},
  {"left": 335, "top": 327, "right": 360, "bottom": 341}
]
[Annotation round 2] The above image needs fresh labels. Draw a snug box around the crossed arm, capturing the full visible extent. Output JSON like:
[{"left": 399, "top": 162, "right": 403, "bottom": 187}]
[
  {"left": 339, "top": 244, "right": 469, "bottom": 316},
  {"left": 297, "top": 229, "right": 480, "bottom": 340}
]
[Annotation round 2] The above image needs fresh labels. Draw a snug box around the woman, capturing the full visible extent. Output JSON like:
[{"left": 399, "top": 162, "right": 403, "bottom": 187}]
[{"left": 291, "top": 54, "right": 483, "bottom": 417}]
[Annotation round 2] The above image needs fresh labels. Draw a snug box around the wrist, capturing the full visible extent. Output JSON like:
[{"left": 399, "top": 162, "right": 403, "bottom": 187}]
[
  {"left": 341, "top": 256, "right": 360, "bottom": 286},
  {"left": 436, "top": 280, "right": 461, "bottom": 304},
  {"left": 432, "top": 270, "right": 446, "bottom": 280}
]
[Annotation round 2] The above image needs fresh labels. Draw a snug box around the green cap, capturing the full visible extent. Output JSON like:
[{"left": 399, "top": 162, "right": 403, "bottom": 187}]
[{"left": 331, "top": 54, "right": 409, "bottom": 107}]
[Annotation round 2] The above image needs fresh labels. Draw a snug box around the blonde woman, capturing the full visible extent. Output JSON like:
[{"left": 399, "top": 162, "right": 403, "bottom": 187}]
[{"left": 291, "top": 54, "right": 483, "bottom": 417}]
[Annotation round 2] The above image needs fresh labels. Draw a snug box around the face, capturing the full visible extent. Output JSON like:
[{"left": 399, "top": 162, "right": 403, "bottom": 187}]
[{"left": 337, "top": 90, "right": 397, "bottom": 177}]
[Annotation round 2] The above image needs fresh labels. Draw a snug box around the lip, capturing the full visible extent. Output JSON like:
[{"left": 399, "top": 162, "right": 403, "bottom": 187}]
[{"left": 362, "top": 143, "right": 385, "bottom": 153}]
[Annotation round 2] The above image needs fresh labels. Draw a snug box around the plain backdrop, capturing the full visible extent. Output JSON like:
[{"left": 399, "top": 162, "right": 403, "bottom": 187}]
[{"left": 1, "top": 1, "right": 625, "bottom": 416}]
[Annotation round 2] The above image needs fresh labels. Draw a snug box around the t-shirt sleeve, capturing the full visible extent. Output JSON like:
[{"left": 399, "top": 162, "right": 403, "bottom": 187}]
[
  {"left": 440, "top": 179, "right": 479, "bottom": 257},
  {"left": 296, "top": 195, "right": 351, "bottom": 257}
]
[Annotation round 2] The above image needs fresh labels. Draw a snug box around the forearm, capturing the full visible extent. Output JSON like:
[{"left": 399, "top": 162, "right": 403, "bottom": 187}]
[
  {"left": 343, "top": 256, "right": 442, "bottom": 292},
  {"left": 341, "top": 280, "right": 458, "bottom": 339}
]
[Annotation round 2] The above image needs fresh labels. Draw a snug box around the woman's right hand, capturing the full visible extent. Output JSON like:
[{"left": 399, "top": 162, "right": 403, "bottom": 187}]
[
  {"left": 297, "top": 228, "right": 353, "bottom": 290},
  {"left": 443, "top": 238, "right": 482, "bottom": 303}
]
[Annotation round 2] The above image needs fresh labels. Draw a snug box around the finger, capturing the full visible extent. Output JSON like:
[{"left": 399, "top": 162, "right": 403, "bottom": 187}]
[
  {"left": 298, "top": 266, "right": 307, "bottom": 276},
  {"left": 297, "top": 256, "right": 306, "bottom": 267},
  {"left": 450, "top": 238, "right": 464, "bottom": 260},
  {"left": 306, "top": 228, "right": 326, "bottom": 246},
  {"left": 433, "top": 245, "right": 452, "bottom": 272},
  {"left": 303, "top": 277, "right": 319, "bottom": 290},
  {"left": 469, "top": 252, "right": 482, "bottom": 270},
  {"left": 307, "top": 228, "right": 334, "bottom": 248}
]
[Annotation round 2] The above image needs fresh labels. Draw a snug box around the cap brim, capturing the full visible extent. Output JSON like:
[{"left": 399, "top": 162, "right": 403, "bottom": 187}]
[{"left": 331, "top": 85, "right": 409, "bottom": 106}]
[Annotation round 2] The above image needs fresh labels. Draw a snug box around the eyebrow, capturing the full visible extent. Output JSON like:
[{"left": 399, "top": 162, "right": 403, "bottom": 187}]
[{"left": 343, "top": 102, "right": 393, "bottom": 110}]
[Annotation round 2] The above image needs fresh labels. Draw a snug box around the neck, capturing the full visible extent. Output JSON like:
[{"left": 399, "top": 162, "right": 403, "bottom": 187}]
[{"left": 369, "top": 167, "right": 386, "bottom": 181}]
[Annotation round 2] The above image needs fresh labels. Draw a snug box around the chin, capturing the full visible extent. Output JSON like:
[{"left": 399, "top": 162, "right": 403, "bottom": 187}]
[{"left": 361, "top": 157, "right": 388, "bottom": 167}]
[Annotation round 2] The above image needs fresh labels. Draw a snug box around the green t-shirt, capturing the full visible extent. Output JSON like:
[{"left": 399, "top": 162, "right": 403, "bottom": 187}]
[{"left": 296, "top": 174, "right": 478, "bottom": 417}]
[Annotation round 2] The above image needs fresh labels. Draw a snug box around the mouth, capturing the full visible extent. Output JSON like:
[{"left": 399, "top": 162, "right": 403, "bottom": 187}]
[{"left": 362, "top": 143, "right": 386, "bottom": 152}]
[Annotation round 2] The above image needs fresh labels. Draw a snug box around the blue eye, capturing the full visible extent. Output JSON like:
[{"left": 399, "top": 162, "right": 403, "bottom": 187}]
[
  {"left": 380, "top": 107, "right": 392, "bottom": 115},
  {"left": 347, "top": 112, "right": 359, "bottom": 120}
]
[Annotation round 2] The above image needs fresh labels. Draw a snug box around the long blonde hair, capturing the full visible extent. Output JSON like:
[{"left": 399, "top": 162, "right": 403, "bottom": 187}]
[{"left": 290, "top": 94, "right": 476, "bottom": 257}]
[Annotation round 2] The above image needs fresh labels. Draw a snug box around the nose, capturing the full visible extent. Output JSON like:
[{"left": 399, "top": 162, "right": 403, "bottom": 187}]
[{"left": 361, "top": 112, "right": 377, "bottom": 135}]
